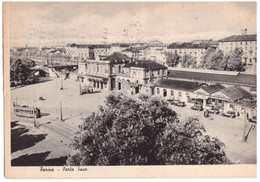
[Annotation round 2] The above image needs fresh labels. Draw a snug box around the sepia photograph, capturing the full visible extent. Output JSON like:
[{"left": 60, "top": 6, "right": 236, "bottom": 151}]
[{"left": 3, "top": 1, "right": 257, "bottom": 178}]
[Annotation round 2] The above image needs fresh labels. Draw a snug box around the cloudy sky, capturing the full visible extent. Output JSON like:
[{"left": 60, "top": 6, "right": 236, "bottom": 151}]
[{"left": 8, "top": 2, "right": 256, "bottom": 47}]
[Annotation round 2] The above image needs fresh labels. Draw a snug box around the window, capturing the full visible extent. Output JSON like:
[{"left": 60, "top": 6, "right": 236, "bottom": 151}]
[
  {"left": 157, "top": 88, "right": 160, "bottom": 94},
  {"left": 250, "top": 58, "right": 252, "bottom": 63},
  {"left": 158, "top": 70, "right": 160, "bottom": 75},
  {"left": 245, "top": 42, "right": 248, "bottom": 45},
  {"left": 97, "top": 64, "right": 99, "bottom": 72},
  {"left": 245, "top": 47, "right": 247, "bottom": 50},
  {"left": 178, "top": 92, "right": 182, "bottom": 97},
  {"left": 118, "top": 65, "right": 121, "bottom": 73},
  {"left": 171, "top": 90, "right": 174, "bottom": 96},
  {"left": 241, "top": 42, "right": 242, "bottom": 45}
]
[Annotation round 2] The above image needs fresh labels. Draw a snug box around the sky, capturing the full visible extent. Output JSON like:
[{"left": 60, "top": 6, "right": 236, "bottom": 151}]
[{"left": 7, "top": 2, "right": 256, "bottom": 47}]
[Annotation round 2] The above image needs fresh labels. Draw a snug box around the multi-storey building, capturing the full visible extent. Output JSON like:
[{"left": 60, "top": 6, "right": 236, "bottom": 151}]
[
  {"left": 83, "top": 52, "right": 131, "bottom": 91},
  {"left": 65, "top": 44, "right": 90, "bottom": 60},
  {"left": 218, "top": 34, "right": 257, "bottom": 73},
  {"left": 110, "top": 43, "right": 130, "bottom": 54},
  {"left": 91, "top": 44, "right": 112, "bottom": 58},
  {"left": 117, "top": 60, "right": 168, "bottom": 94},
  {"left": 166, "top": 42, "right": 208, "bottom": 66},
  {"left": 121, "top": 46, "right": 149, "bottom": 60},
  {"left": 145, "top": 44, "right": 168, "bottom": 65},
  {"left": 79, "top": 52, "right": 167, "bottom": 94}
]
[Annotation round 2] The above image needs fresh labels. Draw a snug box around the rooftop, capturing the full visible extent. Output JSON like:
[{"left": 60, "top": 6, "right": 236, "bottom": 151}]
[
  {"left": 167, "top": 42, "right": 208, "bottom": 49},
  {"left": 124, "top": 60, "right": 167, "bottom": 70},
  {"left": 122, "top": 46, "right": 148, "bottom": 52},
  {"left": 111, "top": 43, "right": 129, "bottom": 47},
  {"left": 154, "top": 79, "right": 203, "bottom": 92},
  {"left": 218, "top": 34, "right": 257, "bottom": 42},
  {"left": 102, "top": 52, "right": 131, "bottom": 64},
  {"left": 168, "top": 70, "right": 256, "bottom": 87},
  {"left": 221, "top": 86, "right": 251, "bottom": 101},
  {"left": 197, "top": 83, "right": 225, "bottom": 94}
]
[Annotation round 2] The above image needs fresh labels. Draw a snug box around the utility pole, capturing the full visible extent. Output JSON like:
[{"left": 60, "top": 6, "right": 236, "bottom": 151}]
[
  {"left": 60, "top": 101, "right": 64, "bottom": 122},
  {"left": 33, "top": 107, "right": 37, "bottom": 127},
  {"left": 243, "top": 98, "right": 247, "bottom": 142}
]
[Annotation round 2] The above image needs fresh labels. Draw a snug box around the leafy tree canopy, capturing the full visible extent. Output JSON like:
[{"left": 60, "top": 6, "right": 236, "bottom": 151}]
[
  {"left": 165, "top": 51, "right": 181, "bottom": 67},
  {"left": 10, "top": 59, "right": 30, "bottom": 84},
  {"left": 67, "top": 93, "right": 230, "bottom": 166},
  {"left": 181, "top": 54, "right": 197, "bottom": 68}
]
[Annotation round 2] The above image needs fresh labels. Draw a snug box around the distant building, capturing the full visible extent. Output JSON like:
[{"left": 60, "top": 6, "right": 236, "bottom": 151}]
[
  {"left": 121, "top": 46, "right": 149, "bottom": 60},
  {"left": 110, "top": 43, "right": 130, "bottom": 53},
  {"left": 65, "top": 44, "right": 91, "bottom": 60},
  {"left": 145, "top": 44, "right": 168, "bottom": 65},
  {"left": 166, "top": 42, "right": 208, "bottom": 66},
  {"left": 91, "top": 44, "right": 112, "bottom": 58},
  {"left": 218, "top": 34, "right": 257, "bottom": 73}
]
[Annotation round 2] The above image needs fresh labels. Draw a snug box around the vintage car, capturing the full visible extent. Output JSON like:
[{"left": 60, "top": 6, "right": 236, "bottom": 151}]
[
  {"left": 207, "top": 106, "right": 220, "bottom": 114},
  {"left": 80, "top": 85, "right": 94, "bottom": 95},
  {"left": 248, "top": 116, "right": 257, "bottom": 123},
  {"left": 172, "top": 100, "right": 186, "bottom": 107},
  {"left": 191, "top": 102, "right": 203, "bottom": 111},
  {"left": 221, "top": 111, "right": 236, "bottom": 118}
]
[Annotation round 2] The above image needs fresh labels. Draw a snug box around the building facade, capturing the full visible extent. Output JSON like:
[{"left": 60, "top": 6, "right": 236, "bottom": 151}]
[
  {"left": 218, "top": 34, "right": 257, "bottom": 73},
  {"left": 65, "top": 44, "right": 90, "bottom": 60},
  {"left": 116, "top": 60, "right": 168, "bottom": 95},
  {"left": 166, "top": 42, "right": 208, "bottom": 66}
]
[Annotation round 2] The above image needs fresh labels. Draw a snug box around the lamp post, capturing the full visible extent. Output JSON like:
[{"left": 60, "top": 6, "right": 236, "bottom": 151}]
[{"left": 60, "top": 71, "right": 64, "bottom": 90}]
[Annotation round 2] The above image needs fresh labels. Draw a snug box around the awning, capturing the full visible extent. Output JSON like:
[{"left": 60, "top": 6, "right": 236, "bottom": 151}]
[
  {"left": 209, "top": 96, "right": 230, "bottom": 102},
  {"left": 86, "top": 74, "right": 108, "bottom": 82}
]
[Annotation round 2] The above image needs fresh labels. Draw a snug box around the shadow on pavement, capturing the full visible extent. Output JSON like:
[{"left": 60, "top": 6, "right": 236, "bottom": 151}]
[
  {"left": 11, "top": 124, "right": 47, "bottom": 153},
  {"left": 11, "top": 152, "right": 68, "bottom": 166}
]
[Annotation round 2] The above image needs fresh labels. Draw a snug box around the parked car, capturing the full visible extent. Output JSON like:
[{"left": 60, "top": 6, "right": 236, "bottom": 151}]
[
  {"left": 172, "top": 100, "right": 186, "bottom": 107},
  {"left": 248, "top": 116, "right": 257, "bottom": 123},
  {"left": 221, "top": 111, "right": 236, "bottom": 118},
  {"left": 191, "top": 102, "right": 203, "bottom": 111},
  {"left": 207, "top": 106, "right": 220, "bottom": 114},
  {"left": 80, "top": 85, "right": 94, "bottom": 95}
]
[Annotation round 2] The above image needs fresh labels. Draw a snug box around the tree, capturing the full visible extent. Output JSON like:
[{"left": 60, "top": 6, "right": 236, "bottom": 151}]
[
  {"left": 200, "top": 48, "right": 225, "bottom": 70},
  {"left": 11, "top": 59, "right": 30, "bottom": 85},
  {"left": 200, "top": 47, "right": 215, "bottom": 69},
  {"left": 226, "top": 47, "right": 244, "bottom": 71},
  {"left": 67, "top": 93, "right": 230, "bottom": 165},
  {"left": 165, "top": 51, "right": 181, "bottom": 67},
  {"left": 181, "top": 55, "right": 197, "bottom": 68}
]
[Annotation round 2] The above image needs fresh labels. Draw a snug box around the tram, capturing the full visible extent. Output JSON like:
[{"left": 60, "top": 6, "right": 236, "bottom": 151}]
[{"left": 13, "top": 103, "right": 41, "bottom": 118}]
